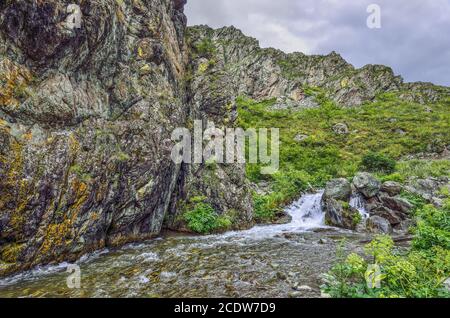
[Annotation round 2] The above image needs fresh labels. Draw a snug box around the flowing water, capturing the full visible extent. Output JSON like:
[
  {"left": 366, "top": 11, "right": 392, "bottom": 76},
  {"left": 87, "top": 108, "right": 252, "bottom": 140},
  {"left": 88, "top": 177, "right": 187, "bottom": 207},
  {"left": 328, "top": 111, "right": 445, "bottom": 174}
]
[{"left": 0, "top": 192, "right": 369, "bottom": 298}]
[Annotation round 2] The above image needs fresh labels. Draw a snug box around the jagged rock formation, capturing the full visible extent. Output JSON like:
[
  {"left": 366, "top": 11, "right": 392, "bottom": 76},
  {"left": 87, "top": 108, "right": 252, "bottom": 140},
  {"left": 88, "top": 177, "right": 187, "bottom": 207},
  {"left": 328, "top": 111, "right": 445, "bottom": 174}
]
[
  {"left": 322, "top": 173, "right": 416, "bottom": 234},
  {"left": 0, "top": 0, "right": 252, "bottom": 276},
  {"left": 186, "top": 25, "right": 449, "bottom": 108}
]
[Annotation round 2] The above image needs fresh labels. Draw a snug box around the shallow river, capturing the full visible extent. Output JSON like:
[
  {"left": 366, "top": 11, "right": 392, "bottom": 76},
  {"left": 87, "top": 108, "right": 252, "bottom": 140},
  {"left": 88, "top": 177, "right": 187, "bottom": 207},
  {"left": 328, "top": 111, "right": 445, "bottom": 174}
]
[{"left": 0, "top": 193, "right": 369, "bottom": 298}]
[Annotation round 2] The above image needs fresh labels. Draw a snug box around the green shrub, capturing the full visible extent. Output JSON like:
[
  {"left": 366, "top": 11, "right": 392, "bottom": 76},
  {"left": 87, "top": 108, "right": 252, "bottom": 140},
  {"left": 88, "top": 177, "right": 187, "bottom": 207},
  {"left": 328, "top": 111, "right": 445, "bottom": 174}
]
[
  {"left": 183, "top": 198, "right": 231, "bottom": 234},
  {"left": 361, "top": 152, "right": 396, "bottom": 174},
  {"left": 194, "top": 38, "right": 216, "bottom": 58},
  {"left": 323, "top": 200, "right": 450, "bottom": 299},
  {"left": 322, "top": 235, "right": 450, "bottom": 298},
  {"left": 413, "top": 204, "right": 450, "bottom": 250}
]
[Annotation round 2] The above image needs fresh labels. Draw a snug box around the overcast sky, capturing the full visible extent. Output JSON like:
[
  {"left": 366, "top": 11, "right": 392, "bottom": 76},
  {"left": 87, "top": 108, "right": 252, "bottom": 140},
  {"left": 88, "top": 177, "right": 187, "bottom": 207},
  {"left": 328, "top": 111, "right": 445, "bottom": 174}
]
[{"left": 185, "top": 0, "right": 450, "bottom": 86}]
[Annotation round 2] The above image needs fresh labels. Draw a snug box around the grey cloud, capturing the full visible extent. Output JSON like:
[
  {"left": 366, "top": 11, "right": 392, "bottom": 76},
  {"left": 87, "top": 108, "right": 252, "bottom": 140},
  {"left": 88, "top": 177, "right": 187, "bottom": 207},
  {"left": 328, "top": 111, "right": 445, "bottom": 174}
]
[{"left": 185, "top": 0, "right": 450, "bottom": 86}]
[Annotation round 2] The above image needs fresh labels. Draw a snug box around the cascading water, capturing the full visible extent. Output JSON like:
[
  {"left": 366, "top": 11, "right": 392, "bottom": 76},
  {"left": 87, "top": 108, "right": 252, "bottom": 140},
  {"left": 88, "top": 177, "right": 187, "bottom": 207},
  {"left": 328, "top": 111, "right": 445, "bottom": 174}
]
[
  {"left": 350, "top": 193, "right": 369, "bottom": 219},
  {"left": 0, "top": 191, "right": 369, "bottom": 297},
  {"left": 284, "top": 191, "right": 325, "bottom": 229},
  {"left": 217, "top": 191, "right": 327, "bottom": 240}
]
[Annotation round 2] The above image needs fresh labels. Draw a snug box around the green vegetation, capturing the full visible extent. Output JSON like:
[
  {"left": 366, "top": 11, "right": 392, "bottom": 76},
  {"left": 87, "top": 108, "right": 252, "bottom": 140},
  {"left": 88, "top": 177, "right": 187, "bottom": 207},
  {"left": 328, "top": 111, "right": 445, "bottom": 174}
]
[
  {"left": 183, "top": 196, "right": 232, "bottom": 234},
  {"left": 361, "top": 152, "right": 396, "bottom": 174},
  {"left": 192, "top": 38, "right": 217, "bottom": 58},
  {"left": 238, "top": 91, "right": 449, "bottom": 298},
  {"left": 237, "top": 92, "right": 449, "bottom": 222},
  {"left": 322, "top": 195, "right": 450, "bottom": 298}
]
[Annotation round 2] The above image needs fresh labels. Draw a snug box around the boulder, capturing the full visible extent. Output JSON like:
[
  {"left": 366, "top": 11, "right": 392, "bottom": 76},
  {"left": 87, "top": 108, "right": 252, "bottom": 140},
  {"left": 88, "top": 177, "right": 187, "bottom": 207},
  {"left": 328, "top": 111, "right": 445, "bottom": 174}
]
[
  {"left": 323, "top": 178, "right": 352, "bottom": 202},
  {"left": 323, "top": 198, "right": 361, "bottom": 230},
  {"left": 366, "top": 216, "right": 393, "bottom": 234},
  {"left": 380, "top": 196, "right": 413, "bottom": 215},
  {"left": 294, "top": 134, "right": 309, "bottom": 142},
  {"left": 381, "top": 181, "right": 403, "bottom": 196},
  {"left": 353, "top": 172, "right": 381, "bottom": 198},
  {"left": 405, "top": 177, "right": 449, "bottom": 202},
  {"left": 371, "top": 206, "right": 403, "bottom": 225},
  {"left": 332, "top": 123, "right": 349, "bottom": 135}
]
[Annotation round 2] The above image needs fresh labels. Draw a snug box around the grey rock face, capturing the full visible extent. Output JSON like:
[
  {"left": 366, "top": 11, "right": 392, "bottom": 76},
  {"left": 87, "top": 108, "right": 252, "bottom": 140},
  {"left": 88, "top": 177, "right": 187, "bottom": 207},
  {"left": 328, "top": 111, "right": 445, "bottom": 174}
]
[
  {"left": 353, "top": 172, "right": 381, "bottom": 198},
  {"left": 322, "top": 198, "right": 360, "bottom": 230},
  {"left": 0, "top": 0, "right": 253, "bottom": 277},
  {"left": 323, "top": 178, "right": 352, "bottom": 202},
  {"left": 405, "top": 177, "right": 449, "bottom": 205},
  {"left": 366, "top": 216, "right": 393, "bottom": 234},
  {"left": 381, "top": 181, "right": 403, "bottom": 196}
]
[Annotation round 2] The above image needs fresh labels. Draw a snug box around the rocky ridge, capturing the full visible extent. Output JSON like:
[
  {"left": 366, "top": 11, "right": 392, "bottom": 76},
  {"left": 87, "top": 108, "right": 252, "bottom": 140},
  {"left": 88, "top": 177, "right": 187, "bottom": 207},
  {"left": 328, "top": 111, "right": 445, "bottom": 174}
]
[{"left": 186, "top": 25, "right": 450, "bottom": 108}]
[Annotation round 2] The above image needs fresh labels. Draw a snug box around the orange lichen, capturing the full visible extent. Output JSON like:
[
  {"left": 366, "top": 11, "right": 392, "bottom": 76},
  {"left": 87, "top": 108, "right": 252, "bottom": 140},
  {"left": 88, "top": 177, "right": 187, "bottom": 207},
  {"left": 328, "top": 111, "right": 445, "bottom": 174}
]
[
  {"left": 0, "top": 59, "right": 32, "bottom": 107},
  {"left": 0, "top": 139, "right": 30, "bottom": 234},
  {"left": 0, "top": 243, "right": 25, "bottom": 263}
]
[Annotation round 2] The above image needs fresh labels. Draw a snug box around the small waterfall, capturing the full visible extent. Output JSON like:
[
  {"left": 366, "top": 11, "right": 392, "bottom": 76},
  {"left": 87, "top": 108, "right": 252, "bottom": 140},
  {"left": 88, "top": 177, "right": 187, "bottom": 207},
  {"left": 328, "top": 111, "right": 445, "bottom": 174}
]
[
  {"left": 350, "top": 193, "right": 369, "bottom": 219},
  {"left": 285, "top": 191, "right": 325, "bottom": 228}
]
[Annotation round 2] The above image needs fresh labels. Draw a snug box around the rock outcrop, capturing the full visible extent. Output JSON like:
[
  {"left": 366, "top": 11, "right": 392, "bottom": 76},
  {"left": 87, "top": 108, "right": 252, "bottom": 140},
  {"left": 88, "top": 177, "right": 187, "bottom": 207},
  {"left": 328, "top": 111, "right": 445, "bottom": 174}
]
[
  {"left": 0, "top": 0, "right": 253, "bottom": 277},
  {"left": 322, "top": 173, "right": 418, "bottom": 234},
  {"left": 185, "top": 25, "right": 449, "bottom": 108},
  {"left": 322, "top": 179, "right": 360, "bottom": 230}
]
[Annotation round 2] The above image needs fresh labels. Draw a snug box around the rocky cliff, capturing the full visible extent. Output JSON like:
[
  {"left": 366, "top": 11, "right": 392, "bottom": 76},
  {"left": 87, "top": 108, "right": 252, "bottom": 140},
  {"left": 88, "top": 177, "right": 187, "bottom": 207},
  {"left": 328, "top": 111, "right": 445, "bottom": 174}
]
[
  {"left": 0, "top": 0, "right": 253, "bottom": 276},
  {"left": 186, "top": 25, "right": 449, "bottom": 108},
  {"left": 0, "top": 0, "right": 448, "bottom": 277}
]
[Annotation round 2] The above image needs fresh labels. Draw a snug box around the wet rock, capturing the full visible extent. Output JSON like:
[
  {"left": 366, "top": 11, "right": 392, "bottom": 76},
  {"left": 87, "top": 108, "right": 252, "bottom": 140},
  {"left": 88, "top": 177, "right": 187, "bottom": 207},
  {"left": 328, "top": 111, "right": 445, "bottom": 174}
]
[
  {"left": 381, "top": 181, "right": 403, "bottom": 196},
  {"left": 353, "top": 172, "right": 381, "bottom": 198},
  {"left": 366, "top": 216, "right": 393, "bottom": 234},
  {"left": 323, "top": 178, "right": 352, "bottom": 202},
  {"left": 322, "top": 198, "right": 361, "bottom": 230},
  {"left": 272, "top": 211, "right": 293, "bottom": 225},
  {"left": 332, "top": 123, "right": 349, "bottom": 135},
  {"left": 371, "top": 207, "right": 403, "bottom": 225}
]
